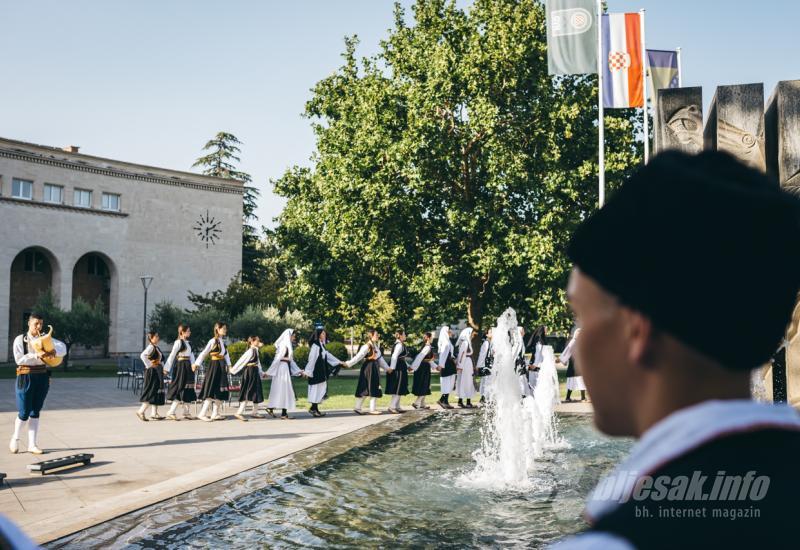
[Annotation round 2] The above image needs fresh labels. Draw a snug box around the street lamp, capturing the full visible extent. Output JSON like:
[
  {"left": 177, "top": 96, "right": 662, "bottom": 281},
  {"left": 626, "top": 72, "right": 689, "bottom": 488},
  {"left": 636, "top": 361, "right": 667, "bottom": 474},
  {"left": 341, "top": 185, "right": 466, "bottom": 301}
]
[{"left": 140, "top": 276, "right": 154, "bottom": 349}]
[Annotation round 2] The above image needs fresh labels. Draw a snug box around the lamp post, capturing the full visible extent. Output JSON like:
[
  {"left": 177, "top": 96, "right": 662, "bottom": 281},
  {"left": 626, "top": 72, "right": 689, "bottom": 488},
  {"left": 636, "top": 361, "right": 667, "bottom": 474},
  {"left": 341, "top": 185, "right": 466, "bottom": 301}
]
[{"left": 140, "top": 276, "right": 154, "bottom": 349}]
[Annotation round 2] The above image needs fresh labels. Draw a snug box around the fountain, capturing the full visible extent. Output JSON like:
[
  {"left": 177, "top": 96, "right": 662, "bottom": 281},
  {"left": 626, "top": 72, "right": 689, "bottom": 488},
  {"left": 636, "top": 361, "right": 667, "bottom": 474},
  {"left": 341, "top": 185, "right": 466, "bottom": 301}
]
[
  {"left": 462, "top": 308, "right": 565, "bottom": 490},
  {"left": 51, "top": 308, "right": 631, "bottom": 549}
]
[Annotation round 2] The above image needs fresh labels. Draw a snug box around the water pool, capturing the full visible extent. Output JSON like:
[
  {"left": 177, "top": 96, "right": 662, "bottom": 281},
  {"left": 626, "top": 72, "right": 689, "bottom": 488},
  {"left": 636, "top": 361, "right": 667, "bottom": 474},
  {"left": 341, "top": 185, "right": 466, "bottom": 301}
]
[{"left": 51, "top": 412, "right": 632, "bottom": 549}]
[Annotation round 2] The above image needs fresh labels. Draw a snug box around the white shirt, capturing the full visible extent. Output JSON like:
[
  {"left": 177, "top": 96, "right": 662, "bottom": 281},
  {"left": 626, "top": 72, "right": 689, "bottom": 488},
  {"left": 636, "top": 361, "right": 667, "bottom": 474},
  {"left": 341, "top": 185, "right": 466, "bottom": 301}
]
[
  {"left": 560, "top": 332, "right": 579, "bottom": 364},
  {"left": 140, "top": 344, "right": 164, "bottom": 369},
  {"left": 388, "top": 341, "right": 405, "bottom": 371},
  {"left": 347, "top": 343, "right": 389, "bottom": 370},
  {"left": 550, "top": 399, "right": 800, "bottom": 549},
  {"left": 304, "top": 342, "right": 342, "bottom": 378},
  {"left": 410, "top": 344, "right": 432, "bottom": 371},
  {"left": 231, "top": 346, "right": 263, "bottom": 376},
  {"left": 267, "top": 342, "right": 301, "bottom": 376},
  {"left": 476, "top": 340, "right": 491, "bottom": 370},
  {"left": 194, "top": 337, "right": 231, "bottom": 367},
  {"left": 164, "top": 338, "right": 195, "bottom": 373},
  {"left": 13, "top": 332, "right": 67, "bottom": 366},
  {"left": 437, "top": 341, "right": 453, "bottom": 370}
]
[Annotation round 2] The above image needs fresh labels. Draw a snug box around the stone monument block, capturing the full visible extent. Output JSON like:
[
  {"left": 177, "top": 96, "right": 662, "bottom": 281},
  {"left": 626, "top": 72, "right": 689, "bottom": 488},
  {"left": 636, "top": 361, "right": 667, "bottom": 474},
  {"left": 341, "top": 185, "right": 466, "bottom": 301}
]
[
  {"left": 704, "top": 83, "right": 765, "bottom": 171},
  {"left": 765, "top": 80, "right": 800, "bottom": 193},
  {"left": 654, "top": 87, "right": 703, "bottom": 155}
]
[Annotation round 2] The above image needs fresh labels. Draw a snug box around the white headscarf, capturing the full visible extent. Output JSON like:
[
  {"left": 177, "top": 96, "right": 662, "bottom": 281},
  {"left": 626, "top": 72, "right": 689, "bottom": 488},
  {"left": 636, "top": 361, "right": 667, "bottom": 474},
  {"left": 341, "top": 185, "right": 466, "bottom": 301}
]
[
  {"left": 457, "top": 327, "right": 473, "bottom": 345},
  {"left": 437, "top": 325, "right": 451, "bottom": 355},
  {"left": 274, "top": 328, "right": 294, "bottom": 360}
]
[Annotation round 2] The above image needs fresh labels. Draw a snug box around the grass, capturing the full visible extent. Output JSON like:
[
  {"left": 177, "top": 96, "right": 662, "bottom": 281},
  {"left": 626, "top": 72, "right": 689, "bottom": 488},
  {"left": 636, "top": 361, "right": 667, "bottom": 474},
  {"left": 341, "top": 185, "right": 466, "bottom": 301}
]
[
  {"left": 0, "top": 362, "right": 118, "bottom": 379},
  {"left": 260, "top": 369, "right": 570, "bottom": 411},
  {"left": 0, "top": 363, "right": 573, "bottom": 406}
]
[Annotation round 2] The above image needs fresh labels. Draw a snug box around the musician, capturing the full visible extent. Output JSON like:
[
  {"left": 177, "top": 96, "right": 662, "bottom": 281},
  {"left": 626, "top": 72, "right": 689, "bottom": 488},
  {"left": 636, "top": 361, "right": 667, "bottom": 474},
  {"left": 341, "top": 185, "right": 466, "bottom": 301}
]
[{"left": 10, "top": 312, "right": 66, "bottom": 455}]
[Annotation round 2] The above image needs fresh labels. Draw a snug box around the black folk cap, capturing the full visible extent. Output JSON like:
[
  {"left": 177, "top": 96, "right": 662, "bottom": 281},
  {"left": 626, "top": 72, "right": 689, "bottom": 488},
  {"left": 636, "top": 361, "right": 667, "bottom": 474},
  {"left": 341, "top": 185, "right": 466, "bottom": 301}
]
[{"left": 567, "top": 150, "right": 800, "bottom": 370}]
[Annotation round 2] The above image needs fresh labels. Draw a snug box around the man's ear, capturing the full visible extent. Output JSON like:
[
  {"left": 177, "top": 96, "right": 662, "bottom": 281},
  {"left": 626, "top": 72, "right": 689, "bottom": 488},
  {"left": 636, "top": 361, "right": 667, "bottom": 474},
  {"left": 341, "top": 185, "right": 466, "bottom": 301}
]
[{"left": 625, "top": 309, "right": 655, "bottom": 368}]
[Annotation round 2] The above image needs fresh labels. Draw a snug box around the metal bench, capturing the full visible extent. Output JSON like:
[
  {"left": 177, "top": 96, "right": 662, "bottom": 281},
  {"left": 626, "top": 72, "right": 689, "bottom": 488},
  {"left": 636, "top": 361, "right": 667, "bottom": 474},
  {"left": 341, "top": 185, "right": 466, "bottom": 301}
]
[{"left": 27, "top": 453, "right": 94, "bottom": 475}]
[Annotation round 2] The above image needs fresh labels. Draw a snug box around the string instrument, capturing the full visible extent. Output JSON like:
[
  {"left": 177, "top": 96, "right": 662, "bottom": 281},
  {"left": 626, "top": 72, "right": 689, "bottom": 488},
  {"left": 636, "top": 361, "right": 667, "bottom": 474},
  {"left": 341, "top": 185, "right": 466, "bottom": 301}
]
[{"left": 30, "top": 325, "right": 63, "bottom": 367}]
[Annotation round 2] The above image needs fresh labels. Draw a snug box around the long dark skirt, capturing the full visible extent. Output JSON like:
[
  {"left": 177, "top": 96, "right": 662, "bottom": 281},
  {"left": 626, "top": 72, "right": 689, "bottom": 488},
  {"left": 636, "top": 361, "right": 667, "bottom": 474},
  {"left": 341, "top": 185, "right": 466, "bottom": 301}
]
[
  {"left": 385, "top": 365, "right": 409, "bottom": 395},
  {"left": 239, "top": 366, "right": 264, "bottom": 404},
  {"left": 565, "top": 358, "right": 578, "bottom": 378},
  {"left": 355, "top": 360, "right": 383, "bottom": 398},
  {"left": 199, "top": 360, "right": 229, "bottom": 401},
  {"left": 140, "top": 367, "right": 166, "bottom": 405},
  {"left": 167, "top": 359, "right": 197, "bottom": 403},
  {"left": 412, "top": 362, "right": 433, "bottom": 396}
]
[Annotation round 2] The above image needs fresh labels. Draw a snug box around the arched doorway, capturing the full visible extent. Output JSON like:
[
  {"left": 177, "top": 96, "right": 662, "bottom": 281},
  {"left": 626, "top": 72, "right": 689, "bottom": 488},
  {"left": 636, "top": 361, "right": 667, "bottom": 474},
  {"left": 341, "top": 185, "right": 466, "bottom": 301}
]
[
  {"left": 72, "top": 252, "right": 114, "bottom": 356},
  {"left": 8, "top": 247, "right": 59, "bottom": 355}
]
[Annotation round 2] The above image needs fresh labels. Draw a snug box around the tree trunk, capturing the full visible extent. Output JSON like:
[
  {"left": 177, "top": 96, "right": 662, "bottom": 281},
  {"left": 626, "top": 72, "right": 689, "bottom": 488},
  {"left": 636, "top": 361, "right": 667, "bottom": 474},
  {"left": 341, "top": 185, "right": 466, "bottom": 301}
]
[{"left": 467, "top": 286, "right": 483, "bottom": 331}]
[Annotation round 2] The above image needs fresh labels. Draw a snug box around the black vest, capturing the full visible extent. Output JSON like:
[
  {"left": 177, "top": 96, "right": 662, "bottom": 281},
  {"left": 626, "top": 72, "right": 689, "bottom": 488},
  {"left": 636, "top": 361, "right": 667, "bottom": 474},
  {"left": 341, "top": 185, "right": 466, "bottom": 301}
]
[
  {"left": 309, "top": 343, "right": 329, "bottom": 384},
  {"left": 587, "top": 428, "right": 800, "bottom": 549},
  {"left": 394, "top": 341, "right": 407, "bottom": 364}
]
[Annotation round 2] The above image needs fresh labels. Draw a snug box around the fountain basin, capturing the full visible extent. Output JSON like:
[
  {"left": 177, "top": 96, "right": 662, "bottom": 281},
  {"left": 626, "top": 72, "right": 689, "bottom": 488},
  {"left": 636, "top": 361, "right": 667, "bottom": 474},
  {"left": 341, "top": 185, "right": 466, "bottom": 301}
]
[{"left": 50, "top": 411, "right": 632, "bottom": 549}]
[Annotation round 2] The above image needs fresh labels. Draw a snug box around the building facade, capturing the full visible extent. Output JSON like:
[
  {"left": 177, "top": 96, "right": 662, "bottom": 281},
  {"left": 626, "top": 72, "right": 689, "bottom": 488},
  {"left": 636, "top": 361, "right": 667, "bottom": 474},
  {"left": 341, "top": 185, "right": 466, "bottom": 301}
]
[{"left": 0, "top": 137, "right": 243, "bottom": 361}]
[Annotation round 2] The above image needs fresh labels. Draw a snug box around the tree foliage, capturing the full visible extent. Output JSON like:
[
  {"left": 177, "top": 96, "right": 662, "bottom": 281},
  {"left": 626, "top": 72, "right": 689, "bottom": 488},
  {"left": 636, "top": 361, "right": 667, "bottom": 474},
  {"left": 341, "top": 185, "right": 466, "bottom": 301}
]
[
  {"left": 193, "top": 131, "right": 265, "bottom": 285},
  {"left": 273, "top": 0, "right": 641, "bottom": 333},
  {"left": 33, "top": 291, "right": 109, "bottom": 367}
]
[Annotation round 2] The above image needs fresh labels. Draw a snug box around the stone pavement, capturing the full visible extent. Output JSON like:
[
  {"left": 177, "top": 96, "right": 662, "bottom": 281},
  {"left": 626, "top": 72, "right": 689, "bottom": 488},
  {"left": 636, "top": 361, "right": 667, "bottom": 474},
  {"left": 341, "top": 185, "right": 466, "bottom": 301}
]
[
  {"left": 0, "top": 378, "right": 592, "bottom": 544},
  {"left": 0, "top": 378, "right": 405, "bottom": 544}
]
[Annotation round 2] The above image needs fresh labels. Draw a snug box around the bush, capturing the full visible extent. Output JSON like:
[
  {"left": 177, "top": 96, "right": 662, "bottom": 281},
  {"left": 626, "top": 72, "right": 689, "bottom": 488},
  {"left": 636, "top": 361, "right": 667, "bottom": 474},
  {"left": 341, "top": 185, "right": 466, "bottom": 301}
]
[
  {"left": 229, "top": 306, "right": 282, "bottom": 342},
  {"left": 148, "top": 301, "right": 187, "bottom": 339},
  {"left": 293, "top": 345, "right": 310, "bottom": 367},
  {"left": 325, "top": 342, "right": 349, "bottom": 362},
  {"left": 259, "top": 344, "right": 277, "bottom": 365},
  {"left": 227, "top": 341, "right": 250, "bottom": 365},
  {"left": 186, "top": 308, "right": 227, "bottom": 352}
]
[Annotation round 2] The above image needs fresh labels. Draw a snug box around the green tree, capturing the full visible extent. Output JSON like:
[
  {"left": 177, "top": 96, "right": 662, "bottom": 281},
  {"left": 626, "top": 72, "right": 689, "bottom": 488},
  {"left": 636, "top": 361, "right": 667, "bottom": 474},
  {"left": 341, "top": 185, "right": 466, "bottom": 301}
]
[
  {"left": 34, "top": 292, "right": 110, "bottom": 368},
  {"left": 273, "top": 0, "right": 641, "bottom": 333},
  {"left": 148, "top": 300, "right": 187, "bottom": 340},
  {"left": 193, "top": 131, "right": 265, "bottom": 285}
]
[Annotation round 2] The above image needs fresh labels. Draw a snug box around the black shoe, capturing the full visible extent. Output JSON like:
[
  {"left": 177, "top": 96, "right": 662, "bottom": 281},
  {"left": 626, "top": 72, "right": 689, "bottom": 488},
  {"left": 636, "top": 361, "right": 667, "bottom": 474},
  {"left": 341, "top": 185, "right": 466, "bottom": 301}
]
[
  {"left": 457, "top": 400, "right": 465, "bottom": 408},
  {"left": 466, "top": 400, "right": 474, "bottom": 408}
]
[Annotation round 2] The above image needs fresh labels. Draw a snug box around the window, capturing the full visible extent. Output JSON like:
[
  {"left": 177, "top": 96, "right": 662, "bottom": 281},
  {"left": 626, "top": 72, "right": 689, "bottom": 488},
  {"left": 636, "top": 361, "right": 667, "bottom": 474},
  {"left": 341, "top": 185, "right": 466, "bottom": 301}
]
[
  {"left": 87, "top": 254, "right": 109, "bottom": 277},
  {"left": 74, "top": 188, "right": 92, "bottom": 208},
  {"left": 12, "top": 178, "right": 33, "bottom": 200},
  {"left": 23, "top": 250, "right": 47, "bottom": 273},
  {"left": 43, "top": 184, "right": 63, "bottom": 204},
  {"left": 102, "top": 192, "right": 120, "bottom": 211}
]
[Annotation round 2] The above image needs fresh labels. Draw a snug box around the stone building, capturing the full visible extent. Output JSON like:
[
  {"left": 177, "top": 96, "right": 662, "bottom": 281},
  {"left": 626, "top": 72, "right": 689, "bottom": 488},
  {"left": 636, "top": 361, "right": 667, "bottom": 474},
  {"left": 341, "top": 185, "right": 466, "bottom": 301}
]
[{"left": 0, "top": 137, "right": 243, "bottom": 361}]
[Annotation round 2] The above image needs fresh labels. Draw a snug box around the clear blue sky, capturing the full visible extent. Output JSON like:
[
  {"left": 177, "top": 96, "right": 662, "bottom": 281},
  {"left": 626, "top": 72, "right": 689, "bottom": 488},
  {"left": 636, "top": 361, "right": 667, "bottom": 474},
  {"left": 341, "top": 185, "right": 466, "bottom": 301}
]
[{"left": 2, "top": 1, "right": 797, "bottom": 228}]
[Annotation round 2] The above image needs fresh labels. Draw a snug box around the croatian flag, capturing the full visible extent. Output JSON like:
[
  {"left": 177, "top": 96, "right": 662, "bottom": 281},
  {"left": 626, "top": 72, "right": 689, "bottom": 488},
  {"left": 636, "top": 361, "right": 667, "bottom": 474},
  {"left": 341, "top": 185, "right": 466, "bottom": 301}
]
[{"left": 602, "top": 13, "right": 644, "bottom": 108}]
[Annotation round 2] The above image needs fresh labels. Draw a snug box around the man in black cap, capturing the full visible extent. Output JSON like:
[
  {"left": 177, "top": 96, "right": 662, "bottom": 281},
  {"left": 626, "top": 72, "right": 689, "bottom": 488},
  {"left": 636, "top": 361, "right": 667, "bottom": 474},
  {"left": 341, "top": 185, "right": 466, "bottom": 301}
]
[{"left": 552, "top": 151, "right": 800, "bottom": 549}]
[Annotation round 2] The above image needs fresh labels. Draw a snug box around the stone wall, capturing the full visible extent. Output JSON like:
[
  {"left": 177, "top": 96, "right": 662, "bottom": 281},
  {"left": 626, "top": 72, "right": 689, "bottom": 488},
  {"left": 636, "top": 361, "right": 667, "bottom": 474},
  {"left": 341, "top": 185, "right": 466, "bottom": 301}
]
[{"left": 0, "top": 138, "right": 243, "bottom": 361}]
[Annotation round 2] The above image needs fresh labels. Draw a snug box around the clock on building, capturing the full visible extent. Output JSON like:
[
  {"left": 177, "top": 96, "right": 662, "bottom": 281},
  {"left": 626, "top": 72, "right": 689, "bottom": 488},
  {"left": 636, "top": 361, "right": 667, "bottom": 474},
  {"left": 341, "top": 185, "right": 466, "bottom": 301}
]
[{"left": 193, "top": 209, "right": 222, "bottom": 248}]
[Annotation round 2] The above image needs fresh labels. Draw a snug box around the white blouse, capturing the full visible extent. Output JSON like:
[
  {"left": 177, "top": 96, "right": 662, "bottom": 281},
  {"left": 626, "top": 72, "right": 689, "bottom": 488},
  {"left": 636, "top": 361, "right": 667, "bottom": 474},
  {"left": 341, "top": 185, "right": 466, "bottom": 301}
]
[
  {"left": 304, "top": 343, "right": 342, "bottom": 378},
  {"left": 267, "top": 342, "right": 301, "bottom": 376},
  {"left": 347, "top": 343, "right": 389, "bottom": 370},
  {"left": 409, "top": 344, "right": 432, "bottom": 371},
  {"left": 194, "top": 337, "right": 232, "bottom": 367},
  {"left": 231, "top": 347, "right": 263, "bottom": 376},
  {"left": 164, "top": 339, "right": 195, "bottom": 373}
]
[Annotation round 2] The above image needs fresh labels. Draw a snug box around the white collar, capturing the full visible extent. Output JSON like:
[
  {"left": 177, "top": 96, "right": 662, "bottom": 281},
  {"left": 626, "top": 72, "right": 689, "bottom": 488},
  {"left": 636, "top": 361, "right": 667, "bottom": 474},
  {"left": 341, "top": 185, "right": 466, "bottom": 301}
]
[{"left": 585, "top": 399, "right": 800, "bottom": 522}]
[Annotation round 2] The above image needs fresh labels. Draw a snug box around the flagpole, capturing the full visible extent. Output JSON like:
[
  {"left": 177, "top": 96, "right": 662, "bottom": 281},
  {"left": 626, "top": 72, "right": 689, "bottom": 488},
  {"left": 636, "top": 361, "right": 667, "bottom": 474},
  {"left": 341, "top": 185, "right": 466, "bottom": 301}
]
[
  {"left": 676, "top": 46, "right": 683, "bottom": 87},
  {"left": 640, "top": 9, "right": 649, "bottom": 165},
  {"left": 597, "top": 0, "right": 605, "bottom": 207}
]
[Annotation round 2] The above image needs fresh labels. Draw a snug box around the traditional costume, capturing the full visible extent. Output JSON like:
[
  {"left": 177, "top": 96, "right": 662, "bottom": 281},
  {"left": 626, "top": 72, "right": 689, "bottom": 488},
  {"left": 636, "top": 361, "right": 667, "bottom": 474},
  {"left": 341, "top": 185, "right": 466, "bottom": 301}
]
[
  {"left": 436, "top": 326, "right": 456, "bottom": 409},
  {"left": 164, "top": 337, "right": 196, "bottom": 420},
  {"left": 455, "top": 328, "right": 476, "bottom": 407},
  {"left": 266, "top": 329, "right": 302, "bottom": 418},
  {"left": 347, "top": 340, "right": 388, "bottom": 414},
  {"left": 475, "top": 336, "right": 494, "bottom": 403},
  {"left": 516, "top": 327, "right": 532, "bottom": 397},
  {"left": 137, "top": 343, "right": 166, "bottom": 420},
  {"left": 385, "top": 339, "right": 410, "bottom": 413},
  {"left": 231, "top": 345, "right": 264, "bottom": 420},
  {"left": 410, "top": 342, "right": 434, "bottom": 409},
  {"left": 194, "top": 336, "right": 231, "bottom": 421},
  {"left": 561, "top": 328, "right": 586, "bottom": 401},
  {"left": 10, "top": 330, "right": 66, "bottom": 454},
  {"left": 304, "top": 339, "right": 344, "bottom": 417}
]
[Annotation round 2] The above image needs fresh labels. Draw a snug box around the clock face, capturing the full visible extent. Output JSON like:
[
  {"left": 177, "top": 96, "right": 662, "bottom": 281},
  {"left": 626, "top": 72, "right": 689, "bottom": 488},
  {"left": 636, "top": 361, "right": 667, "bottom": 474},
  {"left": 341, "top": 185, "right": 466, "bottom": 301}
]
[{"left": 193, "top": 209, "right": 222, "bottom": 248}]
